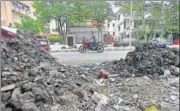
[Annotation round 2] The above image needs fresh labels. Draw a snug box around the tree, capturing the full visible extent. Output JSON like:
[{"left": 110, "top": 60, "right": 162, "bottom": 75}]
[
  {"left": 14, "top": 15, "right": 45, "bottom": 34},
  {"left": 33, "top": 1, "right": 92, "bottom": 44},
  {"left": 119, "top": 1, "right": 179, "bottom": 41},
  {"left": 118, "top": 1, "right": 149, "bottom": 41},
  {"left": 87, "top": 0, "right": 112, "bottom": 41},
  {"left": 163, "top": 0, "right": 179, "bottom": 34}
]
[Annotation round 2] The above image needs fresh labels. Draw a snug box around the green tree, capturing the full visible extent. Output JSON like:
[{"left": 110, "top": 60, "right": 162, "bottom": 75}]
[
  {"left": 33, "top": 1, "right": 92, "bottom": 44},
  {"left": 119, "top": 1, "right": 149, "bottom": 41},
  {"left": 14, "top": 15, "right": 45, "bottom": 34},
  {"left": 119, "top": 1, "right": 179, "bottom": 41},
  {"left": 163, "top": 0, "right": 179, "bottom": 34},
  {"left": 149, "top": 2, "right": 163, "bottom": 39},
  {"left": 87, "top": 1, "right": 111, "bottom": 40}
]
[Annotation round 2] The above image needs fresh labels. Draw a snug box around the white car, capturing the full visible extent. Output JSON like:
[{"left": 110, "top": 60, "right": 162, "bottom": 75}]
[
  {"left": 50, "top": 42, "right": 69, "bottom": 51},
  {"left": 74, "top": 44, "right": 83, "bottom": 49}
]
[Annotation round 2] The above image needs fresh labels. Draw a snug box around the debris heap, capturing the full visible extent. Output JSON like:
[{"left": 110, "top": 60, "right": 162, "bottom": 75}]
[
  {"left": 104, "top": 44, "right": 179, "bottom": 77},
  {"left": 1, "top": 30, "right": 104, "bottom": 111}
]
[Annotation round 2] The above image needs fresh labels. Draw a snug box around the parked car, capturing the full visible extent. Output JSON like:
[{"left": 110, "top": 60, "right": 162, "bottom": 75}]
[
  {"left": 152, "top": 38, "right": 172, "bottom": 47},
  {"left": 173, "top": 39, "right": 180, "bottom": 45},
  {"left": 50, "top": 42, "right": 69, "bottom": 51},
  {"left": 114, "top": 38, "right": 140, "bottom": 47},
  {"left": 38, "top": 39, "right": 50, "bottom": 51},
  {"left": 73, "top": 44, "right": 83, "bottom": 49}
]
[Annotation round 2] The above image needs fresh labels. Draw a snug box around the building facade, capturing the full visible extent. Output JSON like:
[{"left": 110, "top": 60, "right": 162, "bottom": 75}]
[
  {"left": 1, "top": 1, "right": 36, "bottom": 26},
  {"left": 68, "top": 20, "right": 101, "bottom": 44}
]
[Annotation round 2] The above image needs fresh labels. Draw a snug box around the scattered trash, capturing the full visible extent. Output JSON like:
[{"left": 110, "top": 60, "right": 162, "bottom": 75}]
[
  {"left": 1, "top": 29, "right": 179, "bottom": 111},
  {"left": 99, "top": 69, "right": 109, "bottom": 79}
]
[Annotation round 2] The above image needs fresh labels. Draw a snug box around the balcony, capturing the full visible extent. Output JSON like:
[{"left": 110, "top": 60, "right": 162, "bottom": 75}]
[{"left": 11, "top": 1, "right": 31, "bottom": 16}]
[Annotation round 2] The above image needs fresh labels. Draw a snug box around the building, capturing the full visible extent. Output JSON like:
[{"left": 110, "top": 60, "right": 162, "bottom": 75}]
[
  {"left": 1, "top": 1, "right": 36, "bottom": 26},
  {"left": 67, "top": 20, "right": 101, "bottom": 45},
  {"left": 45, "top": 19, "right": 104, "bottom": 45}
]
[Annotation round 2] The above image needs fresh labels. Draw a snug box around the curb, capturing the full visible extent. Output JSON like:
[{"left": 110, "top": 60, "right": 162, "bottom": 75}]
[{"left": 50, "top": 47, "right": 135, "bottom": 52}]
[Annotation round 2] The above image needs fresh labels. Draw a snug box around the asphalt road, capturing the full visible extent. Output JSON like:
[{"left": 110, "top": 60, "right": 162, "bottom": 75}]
[{"left": 50, "top": 51, "right": 130, "bottom": 65}]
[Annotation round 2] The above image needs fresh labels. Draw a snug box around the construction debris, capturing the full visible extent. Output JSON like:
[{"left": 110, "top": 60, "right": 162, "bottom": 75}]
[
  {"left": 1, "top": 28, "right": 179, "bottom": 111},
  {"left": 102, "top": 44, "right": 179, "bottom": 78},
  {"left": 1, "top": 30, "right": 105, "bottom": 111}
]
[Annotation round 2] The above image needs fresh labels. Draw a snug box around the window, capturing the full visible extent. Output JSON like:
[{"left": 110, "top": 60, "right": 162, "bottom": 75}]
[
  {"left": 113, "top": 32, "right": 115, "bottom": 36},
  {"left": 118, "top": 26, "right": 120, "bottom": 31},
  {"left": 108, "top": 32, "right": 110, "bottom": 35},
  {"left": 124, "top": 22, "right": 126, "bottom": 29},
  {"left": 113, "top": 23, "right": 115, "bottom": 27},
  {"left": 108, "top": 23, "right": 110, "bottom": 28},
  {"left": 118, "top": 15, "right": 120, "bottom": 20}
]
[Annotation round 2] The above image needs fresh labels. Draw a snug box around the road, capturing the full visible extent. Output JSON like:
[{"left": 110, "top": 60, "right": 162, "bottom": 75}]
[{"left": 50, "top": 51, "right": 130, "bottom": 65}]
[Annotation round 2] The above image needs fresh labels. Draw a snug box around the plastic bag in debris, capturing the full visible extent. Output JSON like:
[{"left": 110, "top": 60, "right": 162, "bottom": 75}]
[
  {"left": 99, "top": 69, "right": 109, "bottom": 79},
  {"left": 144, "top": 105, "right": 158, "bottom": 111}
]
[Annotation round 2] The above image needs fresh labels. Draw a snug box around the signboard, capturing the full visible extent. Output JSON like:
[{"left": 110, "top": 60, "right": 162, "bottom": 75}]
[{"left": 92, "top": 20, "right": 98, "bottom": 25}]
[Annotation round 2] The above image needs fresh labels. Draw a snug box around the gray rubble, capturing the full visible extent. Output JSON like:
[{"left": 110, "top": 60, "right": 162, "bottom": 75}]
[
  {"left": 1, "top": 29, "right": 179, "bottom": 111},
  {"left": 1, "top": 30, "right": 104, "bottom": 111},
  {"left": 99, "top": 44, "right": 180, "bottom": 78}
]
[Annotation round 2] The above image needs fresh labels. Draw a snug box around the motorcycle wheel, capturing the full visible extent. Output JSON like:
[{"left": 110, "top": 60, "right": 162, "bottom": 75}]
[
  {"left": 96, "top": 45, "right": 104, "bottom": 53},
  {"left": 79, "top": 45, "right": 86, "bottom": 53}
]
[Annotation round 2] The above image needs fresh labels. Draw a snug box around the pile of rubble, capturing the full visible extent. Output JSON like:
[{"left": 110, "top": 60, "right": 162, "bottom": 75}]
[
  {"left": 103, "top": 44, "right": 179, "bottom": 78},
  {"left": 1, "top": 28, "right": 179, "bottom": 111},
  {"left": 1, "top": 30, "right": 106, "bottom": 111},
  {"left": 77, "top": 44, "right": 180, "bottom": 111}
]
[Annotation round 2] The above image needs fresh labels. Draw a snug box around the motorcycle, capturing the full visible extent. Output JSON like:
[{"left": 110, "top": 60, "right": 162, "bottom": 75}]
[{"left": 79, "top": 40, "right": 104, "bottom": 53}]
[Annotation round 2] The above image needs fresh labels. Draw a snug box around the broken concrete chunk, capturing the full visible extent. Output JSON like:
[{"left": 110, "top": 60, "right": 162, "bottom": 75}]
[
  {"left": 22, "top": 82, "right": 37, "bottom": 91},
  {"left": 164, "top": 70, "right": 171, "bottom": 76},
  {"left": 11, "top": 88, "right": 21, "bottom": 101},
  {"left": 20, "top": 92, "right": 35, "bottom": 102},
  {"left": 58, "top": 93, "right": 78, "bottom": 105},
  {"left": 22, "top": 102, "right": 40, "bottom": 111},
  {"left": 1, "top": 84, "right": 16, "bottom": 92},
  {"left": 1, "top": 92, "right": 11, "bottom": 102},
  {"left": 132, "top": 94, "right": 139, "bottom": 99}
]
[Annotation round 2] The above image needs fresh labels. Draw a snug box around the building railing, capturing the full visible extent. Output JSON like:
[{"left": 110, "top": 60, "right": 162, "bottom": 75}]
[{"left": 11, "top": 1, "right": 31, "bottom": 15}]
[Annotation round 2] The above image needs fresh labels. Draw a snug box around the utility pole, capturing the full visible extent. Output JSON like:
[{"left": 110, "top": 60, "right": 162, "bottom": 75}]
[
  {"left": 129, "top": 1, "right": 133, "bottom": 46},
  {"left": 172, "top": 0, "right": 176, "bottom": 38}
]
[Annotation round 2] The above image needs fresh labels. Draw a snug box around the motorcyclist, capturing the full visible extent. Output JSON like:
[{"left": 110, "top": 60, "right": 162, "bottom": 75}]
[{"left": 90, "top": 31, "right": 96, "bottom": 49}]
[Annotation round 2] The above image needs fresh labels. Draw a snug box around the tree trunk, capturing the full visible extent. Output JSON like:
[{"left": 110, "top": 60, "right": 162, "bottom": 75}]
[
  {"left": 59, "top": 19, "right": 63, "bottom": 41},
  {"left": 142, "top": 1, "right": 147, "bottom": 43},
  {"left": 57, "top": 18, "right": 66, "bottom": 43},
  {"left": 65, "top": 20, "right": 69, "bottom": 45},
  {"left": 153, "top": 24, "right": 157, "bottom": 39},
  {"left": 57, "top": 20, "right": 62, "bottom": 42}
]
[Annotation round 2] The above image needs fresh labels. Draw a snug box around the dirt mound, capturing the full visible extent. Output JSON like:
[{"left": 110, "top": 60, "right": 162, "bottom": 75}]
[
  {"left": 104, "top": 44, "right": 179, "bottom": 78},
  {"left": 1, "top": 30, "right": 102, "bottom": 111}
]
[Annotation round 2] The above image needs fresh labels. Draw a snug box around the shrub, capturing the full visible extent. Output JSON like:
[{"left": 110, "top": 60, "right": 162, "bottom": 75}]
[{"left": 47, "top": 35, "right": 62, "bottom": 42}]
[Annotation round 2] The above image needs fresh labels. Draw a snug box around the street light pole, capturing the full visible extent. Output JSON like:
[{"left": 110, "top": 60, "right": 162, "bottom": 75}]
[{"left": 129, "top": 1, "right": 133, "bottom": 46}]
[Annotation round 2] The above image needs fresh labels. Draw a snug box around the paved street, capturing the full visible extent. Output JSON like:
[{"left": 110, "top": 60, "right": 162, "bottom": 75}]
[{"left": 50, "top": 51, "right": 130, "bottom": 64}]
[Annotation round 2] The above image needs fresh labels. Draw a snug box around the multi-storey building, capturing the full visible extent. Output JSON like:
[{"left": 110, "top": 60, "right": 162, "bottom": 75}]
[{"left": 1, "top": 1, "right": 36, "bottom": 26}]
